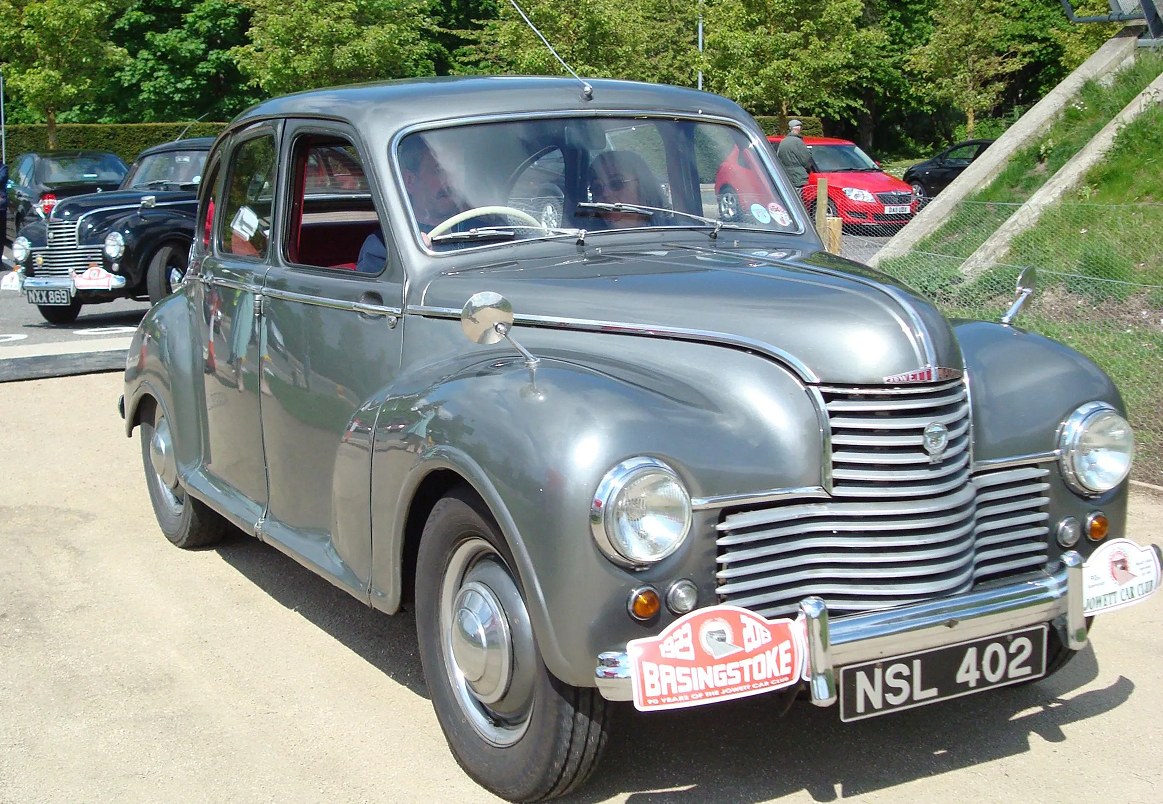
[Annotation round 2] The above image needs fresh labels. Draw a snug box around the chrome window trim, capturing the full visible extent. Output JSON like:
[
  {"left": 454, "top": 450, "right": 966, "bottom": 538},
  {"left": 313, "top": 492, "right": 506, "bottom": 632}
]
[
  {"left": 388, "top": 109, "right": 808, "bottom": 258},
  {"left": 208, "top": 277, "right": 264, "bottom": 295},
  {"left": 971, "top": 450, "right": 1059, "bottom": 473},
  {"left": 405, "top": 304, "right": 820, "bottom": 383},
  {"left": 691, "top": 485, "right": 829, "bottom": 511}
]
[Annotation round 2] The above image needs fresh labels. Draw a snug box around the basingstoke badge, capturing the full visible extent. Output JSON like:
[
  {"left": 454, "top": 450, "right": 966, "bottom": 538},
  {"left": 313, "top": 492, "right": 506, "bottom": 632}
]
[
  {"left": 922, "top": 421, "right": 949, "bottom": 462},
  {"left": 626, "top": 605, "right": 806, "bottom": 712}
]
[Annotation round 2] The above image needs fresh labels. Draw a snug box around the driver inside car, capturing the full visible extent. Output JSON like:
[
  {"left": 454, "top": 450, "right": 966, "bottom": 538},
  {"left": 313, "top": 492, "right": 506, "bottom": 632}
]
[
  {"left": 402, "top": 135, "right": 467, "bottom": 238},
  {"left": 587, "top": 150, "right": 666, "bottom": 229}
]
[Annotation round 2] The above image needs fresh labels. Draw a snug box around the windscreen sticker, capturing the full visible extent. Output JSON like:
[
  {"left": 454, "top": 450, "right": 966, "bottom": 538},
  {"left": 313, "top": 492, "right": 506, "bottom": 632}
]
[
  {"left": 767, "top": 202, "right": 792, "bottom": 227},
  {"left": 627, "top": 604, "right": 806, "bottom": 712},
  {"left": 749, "top": 203, "right": 772, "bottom": 224},
  {"left": 1083, "top": 538, "right": 1161, "bottom": 615},
  {"left": 74, "top": 266, "right": 115, "bottom": 291}
]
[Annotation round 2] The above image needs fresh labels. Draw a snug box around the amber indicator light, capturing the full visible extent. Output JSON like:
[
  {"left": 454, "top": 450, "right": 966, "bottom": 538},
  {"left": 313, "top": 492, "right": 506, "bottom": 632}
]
[
  {"left": 629, "top": 587, "right": 661, "bottom": 620},
  {"left": 1087, "top": 513, "right": 1109, "bottom": 542}
]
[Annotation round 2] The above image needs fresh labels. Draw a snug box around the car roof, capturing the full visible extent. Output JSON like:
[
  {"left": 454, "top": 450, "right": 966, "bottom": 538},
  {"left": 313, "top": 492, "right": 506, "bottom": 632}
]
[
  {"left": 230, "top": 76, "right": 748, "bottom": 136},
  {"left": 136, "top": 137, "right": 217, "bottom": 157},
  {"left": 767, "top": 136, "right": 855, "bottom": 146}
]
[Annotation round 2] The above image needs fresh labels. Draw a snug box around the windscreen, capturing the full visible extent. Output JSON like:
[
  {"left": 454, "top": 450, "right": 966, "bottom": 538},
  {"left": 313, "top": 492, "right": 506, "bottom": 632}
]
[
  {"left": 395, "top": 116, "right": 800, "bottom": 251},
  {"left": 122, "top": 150, "right": 208, "bottom": 190},
  {"left": 809, "top": 144, "right": 879, "bottom": 173},
  {"left": 37, "top": 155, "right": 128, "bottom": 186}
]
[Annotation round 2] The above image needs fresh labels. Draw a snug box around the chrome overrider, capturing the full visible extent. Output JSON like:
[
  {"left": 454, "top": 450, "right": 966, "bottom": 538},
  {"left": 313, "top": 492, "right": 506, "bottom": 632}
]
[{"left": 595, "top": 551, "right": 1090, "bottom": 704}]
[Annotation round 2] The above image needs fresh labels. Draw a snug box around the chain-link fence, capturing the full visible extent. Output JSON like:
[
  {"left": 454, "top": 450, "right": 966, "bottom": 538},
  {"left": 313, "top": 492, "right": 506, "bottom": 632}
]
[{"left": 868, "top": 199, "right": 1163, "bottom": 485}]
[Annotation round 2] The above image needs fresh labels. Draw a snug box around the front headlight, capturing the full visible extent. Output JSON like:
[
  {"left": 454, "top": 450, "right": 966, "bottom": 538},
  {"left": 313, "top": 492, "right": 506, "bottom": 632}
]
[
  {"left": 1059, "top": 402, "right": 1134, "bottom": 495},
  {"left": 842, "top": 187, "right": 876, "bottom": 203},
  {"left": 12, "top": 236, "right": 30, "bottom": 264},
  {"left": 104, "top": 231, "right": 125, "bottom": 260},
  {"left": 591, "top": 457, "right": 692, "bottom": 568}
]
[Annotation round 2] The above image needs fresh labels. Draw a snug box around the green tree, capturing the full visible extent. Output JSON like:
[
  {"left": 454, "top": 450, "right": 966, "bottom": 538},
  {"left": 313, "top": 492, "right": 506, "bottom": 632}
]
[
  {"left": 0, "top": 0, "right": 126, "bottom": 146},
  {"left": 232, "top": 0, "right": 438, "bottom": 96},
  {"left": 910, "top": 0, "right": 1027, "bottom": 138},
  {"left": 108, "top": 0, "right": 260, "bottom": 122},
  {"left": 702, "top": 0, "right": 884, "bottom": 121}
]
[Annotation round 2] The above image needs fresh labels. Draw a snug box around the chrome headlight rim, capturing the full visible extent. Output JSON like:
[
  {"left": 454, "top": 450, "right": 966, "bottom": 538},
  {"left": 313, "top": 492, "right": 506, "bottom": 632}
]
[
  {"left": 590, "top": 456, "right": 693, "bottom": 569},
  {"left": 104, "top": 230, "right": 125, "bottom": 260},
  {"left": 11, "top": 236, "right": 30, "bottom": 264},
  {"left": 1058, "top": 401, "right": 1134, "bottom": 496}
]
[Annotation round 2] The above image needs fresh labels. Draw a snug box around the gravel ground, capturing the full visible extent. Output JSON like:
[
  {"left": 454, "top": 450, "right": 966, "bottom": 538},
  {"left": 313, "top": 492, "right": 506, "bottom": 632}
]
[{"left": 1, "top": 372, "right": 1160, "bottom": 804}]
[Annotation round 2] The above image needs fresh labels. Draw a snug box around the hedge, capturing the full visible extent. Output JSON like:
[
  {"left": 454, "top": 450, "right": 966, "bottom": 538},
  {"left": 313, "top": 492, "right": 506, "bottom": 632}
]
[
  {"left": 753, "top": 116, "right": 825, "bottom": 138},
  {"left": 3, "top": 123, "right": 229, "bottom": 164}
]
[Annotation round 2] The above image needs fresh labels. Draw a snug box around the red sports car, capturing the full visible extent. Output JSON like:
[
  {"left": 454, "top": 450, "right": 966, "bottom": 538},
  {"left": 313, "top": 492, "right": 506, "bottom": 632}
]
[{"left": 715, "top": 136, "right": 917, "bottom": 230}]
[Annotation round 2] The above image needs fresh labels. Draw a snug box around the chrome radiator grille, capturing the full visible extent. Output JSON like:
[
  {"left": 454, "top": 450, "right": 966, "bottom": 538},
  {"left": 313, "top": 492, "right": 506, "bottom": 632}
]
[
  {"left": 29, "top": 219, "right": 102, "bottom": 278},
  {"left": 716, "top": 380, "right": 1051, "bottom": 619}
]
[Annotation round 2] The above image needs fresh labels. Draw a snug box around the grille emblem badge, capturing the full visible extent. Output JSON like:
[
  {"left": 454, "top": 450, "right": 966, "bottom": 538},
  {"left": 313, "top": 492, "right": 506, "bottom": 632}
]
[{"left": 923, "top": 422, "right": 949, "bottom": 463}]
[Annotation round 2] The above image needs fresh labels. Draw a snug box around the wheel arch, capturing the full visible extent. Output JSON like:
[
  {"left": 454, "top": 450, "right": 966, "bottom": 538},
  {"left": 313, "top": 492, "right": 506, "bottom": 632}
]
[{"left": 376, "top": 450, "right": 572, "bottom": 681}]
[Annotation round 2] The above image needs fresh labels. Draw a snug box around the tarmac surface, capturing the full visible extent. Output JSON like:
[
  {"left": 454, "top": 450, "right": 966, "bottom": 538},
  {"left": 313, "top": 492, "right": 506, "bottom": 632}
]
[{"left": 1, "top": 371, "right": 1161, "bottom": 803}]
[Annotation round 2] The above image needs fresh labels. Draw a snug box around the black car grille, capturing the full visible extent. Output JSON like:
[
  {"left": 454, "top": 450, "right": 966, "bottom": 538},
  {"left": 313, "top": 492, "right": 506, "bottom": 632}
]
[
  {"left": 28, "top": 219, "right": 103, "bottom": 278},
  {"left": 715, "top": 380, "right": 1051, "bottom": 619},
  {"left": 876, "top": 192, "right": 913, "bottom": 205}
]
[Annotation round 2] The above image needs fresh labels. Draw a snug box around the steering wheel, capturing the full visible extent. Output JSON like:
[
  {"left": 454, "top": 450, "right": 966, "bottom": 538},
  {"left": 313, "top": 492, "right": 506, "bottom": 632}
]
[{"left": 428, "top": 206, "right": 543, "bottom": 239}]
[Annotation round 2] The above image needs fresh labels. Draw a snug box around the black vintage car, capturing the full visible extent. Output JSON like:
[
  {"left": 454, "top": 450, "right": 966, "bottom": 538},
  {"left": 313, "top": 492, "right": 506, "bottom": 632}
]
[
  {"left": 5, "top": 150, "right": 129, "bottom": 242},
  {"left": 902, "top": 139, "right": 994, "bottom": 200},
  {"left": 8, "top": 138, "right": 213, "bottom": 324}
]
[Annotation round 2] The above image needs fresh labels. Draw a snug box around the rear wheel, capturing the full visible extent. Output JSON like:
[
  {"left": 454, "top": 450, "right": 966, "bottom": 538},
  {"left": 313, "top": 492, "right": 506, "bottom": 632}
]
[
  {"left": 37, "top": 299, "right": 82, "bottom": 325},
  {"left": 415, "top": 488, "right": 610, "bottom": 802},
  {"left": 146, "top": 243, "right": 189, "bottom": 306},
  {"left": 139, "top": 400, "right": 229, "bottom": 549}
]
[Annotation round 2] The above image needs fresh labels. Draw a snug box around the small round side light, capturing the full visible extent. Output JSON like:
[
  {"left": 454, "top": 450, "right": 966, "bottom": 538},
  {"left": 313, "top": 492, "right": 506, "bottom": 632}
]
[
  {"left": 1056, "top": 517, "right": 1081, "bottom": 548},
  {"left": 628, "top": 587, "right": 661, "bottom": 621},
  {"left": 1086, "top": 512, "right": 1109, "bottom": 542},
  {"left": 666, "top": 580, "right": 698, "bottom": 615}
]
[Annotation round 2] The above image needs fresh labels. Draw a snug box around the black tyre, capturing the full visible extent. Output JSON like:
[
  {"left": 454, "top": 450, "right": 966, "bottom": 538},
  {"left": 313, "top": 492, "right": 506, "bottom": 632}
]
[
  {"left": 717, "top": 185, "right": 741, "bottom": 221},
  {"left": 37, "top": 299, "right": 82, "bottom": 325},
  {"left": 415, "top": 488, "right": 610, "bottom": 802},
  {"left": 146, "top": 243, "right": 189, "bottom": 306},
  {"left": 811, "top": 196, "right": 839, "bottom": 220},
  {"left": 139, "top": 400, "right": 229, "bottom": 549}
]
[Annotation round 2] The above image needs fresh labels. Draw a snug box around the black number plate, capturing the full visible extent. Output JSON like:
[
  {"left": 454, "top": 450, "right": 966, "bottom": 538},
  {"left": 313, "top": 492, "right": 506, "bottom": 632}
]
[
  {"left": 27, "top": 288, "right": 72, "bottom": 306},
  {"left": 839, "top": 625, "right": 1047, "bottom": 722}
]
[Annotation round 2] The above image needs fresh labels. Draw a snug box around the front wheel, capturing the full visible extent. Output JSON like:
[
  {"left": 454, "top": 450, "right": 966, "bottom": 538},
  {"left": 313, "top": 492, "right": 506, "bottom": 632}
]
[
  {"left": 146, "top": 243, "right": 189, "bottom": 306},
  {"left": 140, "top": 400, "right": 230, "bottom": 549},
  {"left": 717, "top": 185, "right": 740, "bottom": 221},
  {"left": 415, "top": 488, "right": 610, "bottom": 802},
  {"left": 38, "top": 299, "right": 82, "bottom": 325}
]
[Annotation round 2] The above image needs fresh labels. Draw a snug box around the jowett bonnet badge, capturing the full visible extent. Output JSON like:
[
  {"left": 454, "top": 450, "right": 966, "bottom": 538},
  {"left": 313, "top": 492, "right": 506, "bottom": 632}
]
[{"left": 923, "top": 422, "right": 949, "bottom": 462}]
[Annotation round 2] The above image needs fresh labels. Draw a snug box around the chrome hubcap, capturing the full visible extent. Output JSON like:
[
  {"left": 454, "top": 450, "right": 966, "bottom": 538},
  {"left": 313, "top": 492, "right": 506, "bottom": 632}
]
[
  {"left": 169, "top": 266, "right": 185, "bottom": 289},
  {"left": 440, "top": 538, "right": 536, "bottom": 746},
  {"left": 149, "top": 415, "right": 184, "bottom": 514},
  {"left": 719, "top": 192, "right": 738, "bottom": 219},
  {"left": 539, "top": 202, "right": 561, "bottom": 229}
]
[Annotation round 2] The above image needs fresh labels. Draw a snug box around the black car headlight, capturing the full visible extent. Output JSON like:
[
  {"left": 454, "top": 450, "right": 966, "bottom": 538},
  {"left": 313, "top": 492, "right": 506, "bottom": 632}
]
[
  {"left": 12, "top": 236, "right": 30, "bottom": 264},
  {"left": 104, "top": 231, "right": 125, "bottom": 260},
  {"left": 1058, "top": 402, "right": 1134, "bottom": 496}
]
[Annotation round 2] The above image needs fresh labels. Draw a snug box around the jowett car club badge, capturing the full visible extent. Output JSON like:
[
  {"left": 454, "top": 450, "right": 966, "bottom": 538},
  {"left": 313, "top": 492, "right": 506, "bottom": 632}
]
[
  {"left": 627, "top": 605, "right": 806, "bottom": 712},
  {"left": 1082, "top": 538, "right": 1161, "bottom": 615}
]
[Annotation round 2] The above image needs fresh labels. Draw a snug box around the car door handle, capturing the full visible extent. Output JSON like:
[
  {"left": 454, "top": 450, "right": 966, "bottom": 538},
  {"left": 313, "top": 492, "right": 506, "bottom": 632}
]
[{"left": 355, "top": 290, "right": 399, "bottom": 327}]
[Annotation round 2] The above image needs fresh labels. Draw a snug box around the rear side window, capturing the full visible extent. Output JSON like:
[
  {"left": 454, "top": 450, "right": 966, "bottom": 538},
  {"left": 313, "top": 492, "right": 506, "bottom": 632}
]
[{"left": 219, "top": 135, "right": 277, "bottom": 259}]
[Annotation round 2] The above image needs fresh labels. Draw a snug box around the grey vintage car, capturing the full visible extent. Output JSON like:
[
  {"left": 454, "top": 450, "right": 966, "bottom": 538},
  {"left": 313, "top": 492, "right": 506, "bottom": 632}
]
[{"left": 120, "top": 77, "right": 1153, "bottom": 801}]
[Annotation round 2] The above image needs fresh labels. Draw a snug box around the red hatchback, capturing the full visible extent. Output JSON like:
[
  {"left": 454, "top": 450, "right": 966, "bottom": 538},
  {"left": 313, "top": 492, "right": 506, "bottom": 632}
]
[{"left": 715, "top": 136, "right": 917, "bottom": 230}]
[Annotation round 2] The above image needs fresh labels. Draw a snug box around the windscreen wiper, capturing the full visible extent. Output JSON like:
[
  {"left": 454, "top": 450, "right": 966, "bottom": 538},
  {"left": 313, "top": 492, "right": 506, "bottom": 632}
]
[
  {"left": 430, "top": 225, "right": 589, "bottom": 245},
  {"left": 576, "top": 202, "right": 740, "bottom": 239}
]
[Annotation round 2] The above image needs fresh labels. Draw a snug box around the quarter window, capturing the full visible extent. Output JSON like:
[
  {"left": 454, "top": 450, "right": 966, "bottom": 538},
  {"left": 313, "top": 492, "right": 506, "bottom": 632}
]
[{"left": 220, "top": 134, "right": 277, "bottom": 259}]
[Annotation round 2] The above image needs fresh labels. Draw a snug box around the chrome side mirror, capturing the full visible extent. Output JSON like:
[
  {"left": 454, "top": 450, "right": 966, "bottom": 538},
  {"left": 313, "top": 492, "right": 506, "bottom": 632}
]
[
  {"left": 140, "top": 195, "right": 156, "bottom": 210},
  {"left": 461, "top": 291, "right": 539, "bottom": 369},
  {"left": 1001, "top": 265, "right": 1036, "bottom": 325}
]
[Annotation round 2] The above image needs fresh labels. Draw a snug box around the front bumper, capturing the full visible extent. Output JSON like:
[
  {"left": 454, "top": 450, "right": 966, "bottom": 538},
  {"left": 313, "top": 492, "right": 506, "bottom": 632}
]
[
  {"left": 595, "top": 551, "right": 1088, "bottom": 705},
  {"left": 4, "top": 273, "right": 127, "bottom": 293}
]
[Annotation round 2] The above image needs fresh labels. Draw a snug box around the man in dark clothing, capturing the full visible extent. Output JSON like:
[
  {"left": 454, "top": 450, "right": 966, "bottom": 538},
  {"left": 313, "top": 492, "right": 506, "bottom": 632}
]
[{"left": 775, "top": 120, "right": 812, "bottom": 191}]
